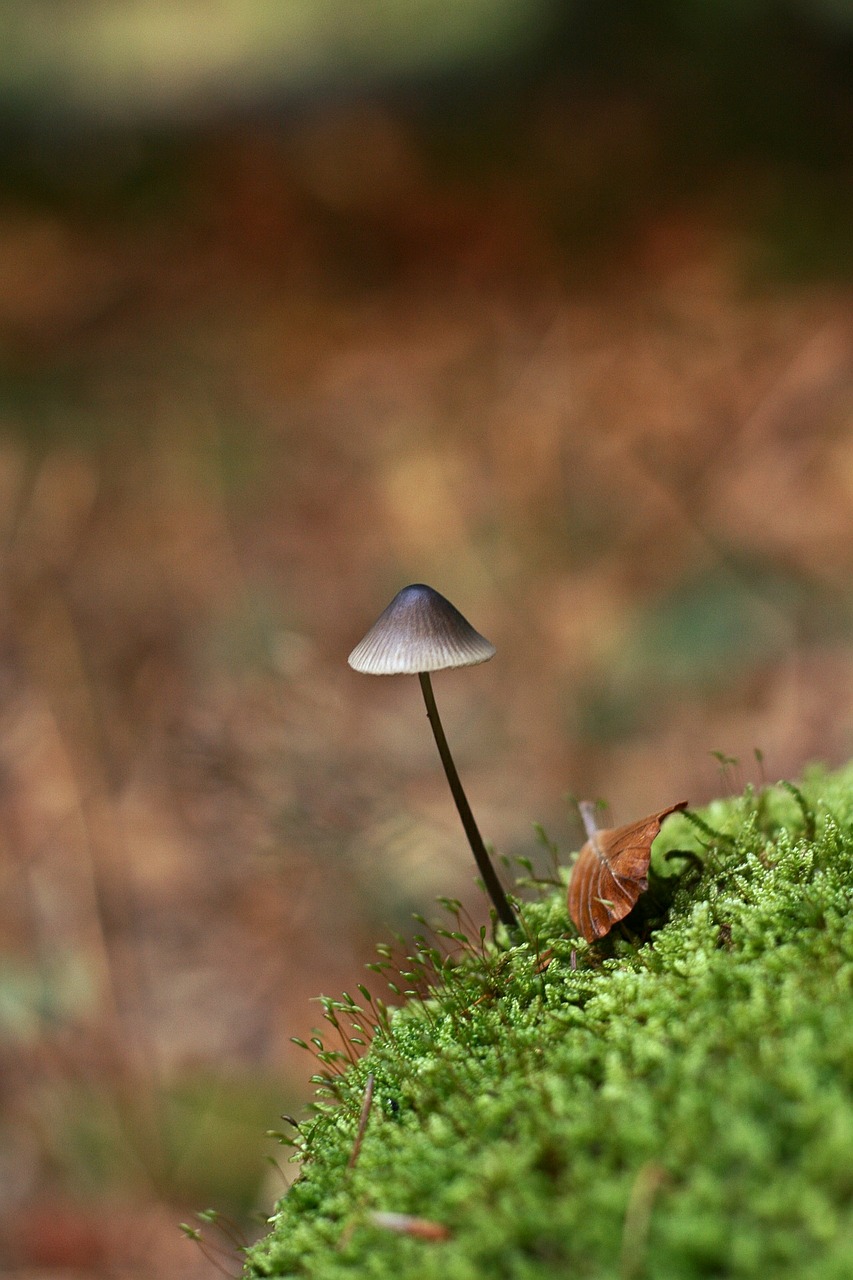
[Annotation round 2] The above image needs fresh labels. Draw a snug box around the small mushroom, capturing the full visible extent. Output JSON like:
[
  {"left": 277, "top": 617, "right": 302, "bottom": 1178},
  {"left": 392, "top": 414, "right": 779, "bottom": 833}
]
[{"left": 348, "top": 584, "right": 517, "bottom": 932}]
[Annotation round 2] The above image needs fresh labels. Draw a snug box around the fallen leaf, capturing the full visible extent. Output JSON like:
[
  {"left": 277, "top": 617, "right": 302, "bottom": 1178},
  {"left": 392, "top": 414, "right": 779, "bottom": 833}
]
[{"left": 567, "top": 801, "right": 688, "bottom": 942}]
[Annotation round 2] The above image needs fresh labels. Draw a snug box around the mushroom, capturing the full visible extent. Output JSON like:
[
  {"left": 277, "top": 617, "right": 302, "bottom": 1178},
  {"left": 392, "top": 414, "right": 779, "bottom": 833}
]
[{"left": 348, "top": 584, "right": 518, "bottom": 932}]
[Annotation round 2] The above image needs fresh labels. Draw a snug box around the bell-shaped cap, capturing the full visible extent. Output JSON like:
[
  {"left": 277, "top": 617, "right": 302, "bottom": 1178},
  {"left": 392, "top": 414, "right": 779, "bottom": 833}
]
[{"left": 348, "top": 584, "right": 496, "bottom": 675}]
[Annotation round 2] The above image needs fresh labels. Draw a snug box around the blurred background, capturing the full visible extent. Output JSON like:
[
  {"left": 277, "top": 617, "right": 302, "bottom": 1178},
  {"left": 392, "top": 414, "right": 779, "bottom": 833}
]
[{"left": 0, "top": 1, "right": 851, "bottom": 1275}]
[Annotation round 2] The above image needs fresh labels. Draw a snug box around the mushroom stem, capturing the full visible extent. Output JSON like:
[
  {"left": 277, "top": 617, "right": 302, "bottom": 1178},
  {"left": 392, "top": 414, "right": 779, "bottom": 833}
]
[{"left": 418, "top": 672, "right": 518, "bottom": 932}]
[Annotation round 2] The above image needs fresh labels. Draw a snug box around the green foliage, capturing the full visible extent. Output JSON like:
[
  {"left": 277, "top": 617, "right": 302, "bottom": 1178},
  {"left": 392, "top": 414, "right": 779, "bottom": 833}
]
[{"left": 246, "top": 763, "right": 853, "bottom": 1278}]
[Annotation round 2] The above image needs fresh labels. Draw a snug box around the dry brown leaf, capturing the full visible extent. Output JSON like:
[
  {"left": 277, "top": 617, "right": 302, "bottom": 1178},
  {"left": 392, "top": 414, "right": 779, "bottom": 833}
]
[{"left": 567, "top": 801, "right": 688, "bottom": 942}]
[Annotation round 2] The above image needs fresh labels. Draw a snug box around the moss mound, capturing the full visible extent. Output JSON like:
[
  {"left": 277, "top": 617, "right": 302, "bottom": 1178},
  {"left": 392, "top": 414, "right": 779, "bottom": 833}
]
[{"left": 246, "top": 764, "right": 853, "bottom": 1279}]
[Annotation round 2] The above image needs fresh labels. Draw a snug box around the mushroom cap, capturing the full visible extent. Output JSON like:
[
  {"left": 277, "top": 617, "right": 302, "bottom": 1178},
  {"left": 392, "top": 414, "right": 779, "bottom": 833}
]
[{"left": 348, "top": 584, "right": 496, "bottom": 675}]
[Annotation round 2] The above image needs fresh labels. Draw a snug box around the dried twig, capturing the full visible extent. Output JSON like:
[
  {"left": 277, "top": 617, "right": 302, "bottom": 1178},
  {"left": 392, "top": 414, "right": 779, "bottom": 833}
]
[
  {"left": 347, "top": 1072, "right": 375, "bottom": 1170},
  {"left": 369, "top": 1212, "right": 451, "bottom": 1242}
]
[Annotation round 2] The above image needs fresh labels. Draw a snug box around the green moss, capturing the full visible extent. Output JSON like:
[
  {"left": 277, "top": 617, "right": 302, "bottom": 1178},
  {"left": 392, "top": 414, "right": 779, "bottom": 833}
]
[{"left": 246, "top": 763, "right": 853, "bottom": 1279}]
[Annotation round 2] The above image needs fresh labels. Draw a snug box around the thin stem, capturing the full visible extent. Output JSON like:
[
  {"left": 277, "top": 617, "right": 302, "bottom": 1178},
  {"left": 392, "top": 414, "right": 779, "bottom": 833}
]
[
  {"left": 418, "top": 672, "right": 518, "bottom": 932},
  {"left": 347, "top": 1072, "right": 375, "bottom": 1170},
  {"left": 578, "top": 800, "right": 601, "bottom": 843}
]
